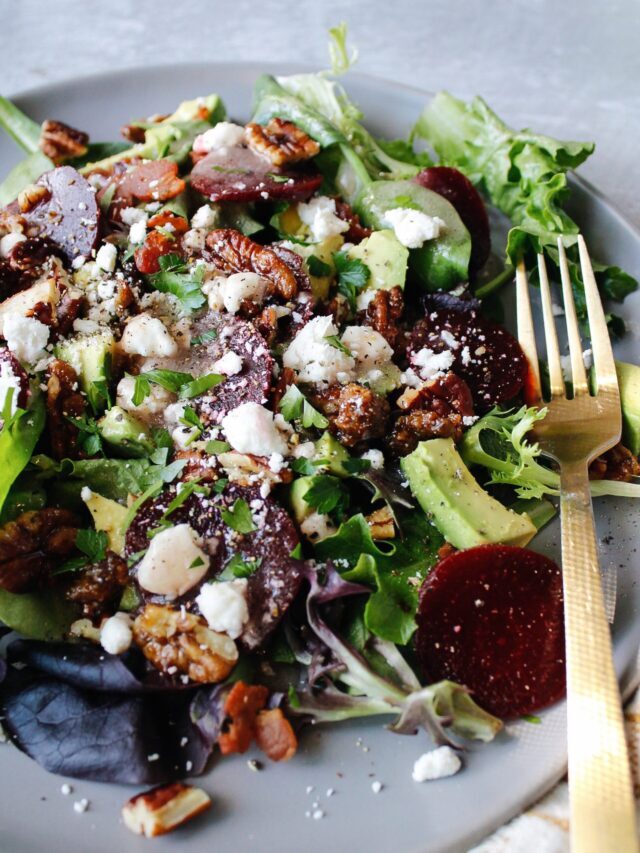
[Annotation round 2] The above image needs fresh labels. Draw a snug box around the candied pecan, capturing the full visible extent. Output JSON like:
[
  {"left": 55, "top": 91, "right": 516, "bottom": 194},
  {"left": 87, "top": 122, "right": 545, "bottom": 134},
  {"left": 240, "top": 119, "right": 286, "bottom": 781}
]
[
  {"left": 46, "top": 359, "right": 87, "bottom": 460},
  {"left": 39, "top": 119, "right": 89, "bottom": 163},
  {"left": 115, "top": 279, "right": 137, "bottom": 314},
  {"left": 205, "top": 229, "right": 297, "bottom": 302},
  {"left": 255, "top": 708, "right": 298, "bottom": 761},
  {"left": 255, "top": 305, "right": 279, "bottom": 346},
  {"left": 0, "top": 508, "right": 79, "bottom": 593},
  {"left": 218, "top": 680, "right": 268, "bottom": 756},
  {"left": 363, "top": 286, "right": 404, "bottom": 350},
  {"left": 271, "top": 366, "right": 296, "bottom": 410},
  {"left": 132, "top": 603, "right": 238, "bottom": 684},
  {"left": 17, "top": 184, "right": 51, "bottom": 214},
  {"left": 589, "top": 443, "right": 640, "bottom": 482},
  {"left": 311, "top": 382, "right": 390, "bottom": 447},
  {"left": 120, "top": 123, "right": 147, "bottom": 144},
  {"left": 389, "top": 372, "right": 474, "bottom": 456},
  {"left": 245, "top": 118, "right": 319, "bottom": 166},
  {"left": 26, "top": 300, "right": 54, "bottom": 326},
  {"left": 66, "top": 552, "right": 129, "bottom": 619},
  {"left": 334, "top": 198, "right": 372, "bottom": 243},
  {"left": 366, "top": 505, "right": 396, "bottom": 540}
]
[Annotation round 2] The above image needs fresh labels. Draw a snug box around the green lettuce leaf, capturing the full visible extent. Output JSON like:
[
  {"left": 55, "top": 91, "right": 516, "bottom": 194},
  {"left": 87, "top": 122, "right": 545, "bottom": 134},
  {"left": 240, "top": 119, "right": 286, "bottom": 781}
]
[
  {"left": 0, "top": 392, "right": 46, "bottom": 517},
  {"left": 0, "top": 588, "right": 75, "bottom": 640}
]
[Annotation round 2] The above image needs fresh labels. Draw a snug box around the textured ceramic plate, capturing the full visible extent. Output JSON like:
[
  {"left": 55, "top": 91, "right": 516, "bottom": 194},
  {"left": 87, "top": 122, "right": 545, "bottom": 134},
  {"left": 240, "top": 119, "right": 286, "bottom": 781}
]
[{"left": 1, "top": 64, "right": 640, "bottom": 853}]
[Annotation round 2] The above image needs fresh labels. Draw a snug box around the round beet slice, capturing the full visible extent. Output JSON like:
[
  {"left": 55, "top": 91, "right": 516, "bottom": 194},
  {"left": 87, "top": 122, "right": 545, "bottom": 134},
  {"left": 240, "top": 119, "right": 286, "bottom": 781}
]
[
  {"left": 408, "top": 296, "right": 527, "bottom": 410},
  {"left": 13, "top": 166, "right": 100, "bottom": 262},
  {"left": 413, "top": 167, "right": 490, "bottom": 273},
  {"left": 125, "top": 483, "right": 301, "bottom": 650},
  {"left": 190, "top": 146, "right": 322, "bottom": 203},
  {"left": 415, "top": 545, "right": 565, "bottom": 718}
]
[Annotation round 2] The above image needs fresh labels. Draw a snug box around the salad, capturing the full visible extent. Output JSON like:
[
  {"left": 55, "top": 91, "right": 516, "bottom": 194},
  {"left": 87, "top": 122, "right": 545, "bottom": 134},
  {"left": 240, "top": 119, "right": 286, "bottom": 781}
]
[{"left": 1, "top": 27, "right": 640, "bottom": 836}]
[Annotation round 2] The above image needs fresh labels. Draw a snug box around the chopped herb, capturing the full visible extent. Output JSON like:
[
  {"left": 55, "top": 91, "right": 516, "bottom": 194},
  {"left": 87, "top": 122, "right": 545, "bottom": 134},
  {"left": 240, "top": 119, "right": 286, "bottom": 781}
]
[
  {"left": 287, "top": 684, "right": 301, "bottom": 709},
  {"left": 213, "top": 477, "right": 228, "bottom": 494},
  {"left": 87, "top": 373, "right": 112, "bottom": 414},
  {"left": 126, "top": 548, "right": 147, "bottom": 567},
  {"left": 66, "top": 414, "right": 103, "bottom": 456},
  {"left": 342, "top": 457, "right": 372, "bottom": 474},
  {"left": 161, "top": 480, "right": 210, "bottom": 520},
  {"left": 222, "top": 552, "right": 262, "bottom": 579},
  {"left": 191, "top": 329, "right": 218, "bottom": 346},
  {"left": 121, "top": 482, "right": 163, "bottom": 532},
  {"left": 303, "top": 474, "right": 349, "bottom": 516},
  {"left": 143, "top": 368, "right": 194, "bottom": 394},
  {"left": 211, "top": 165, "right": 249, "bottom": 175},
  {"left": 307, "top": 255, "right": 332, "bottom": 277},
  {"left": 189, "top": 556, "right": 206, "bottom": 569},
  {"left": 54, "top": 528, "right": 109, "bottom": 575},
  {"left": 289, "top": 542, "right": 303, "bottom": 559},
  {"left": 158, "top": 458, "right": 187, "bottom": 482},
  {"left": 279, "top": 385, "right": 328, "bottom": 430},
  {"left": 325, "top": 334, "right": 353, "bottom": 356},
  {"left": 127, "top": 373, "right": 151, "bottom": 406},
  {"left": 332, "top": 250, "right": 370, "bottom": 310},
  {"left": 151, "top": 426, "right": 173, "bottom": 451},
  {"left": 178, "top": 373, "right": 225, "bottom": 399},
  {"left": 522, "top": 714, "right": 542, "bottom": 724},
  {"left": 150, "top": 255, "right": 206, "bottom": 312},
  {"left": 393, "top": 194, "right": 422, "bottom": 210},
  {"left": 221, "top": 498, "right": 256, "bottom": 533},
  {"left": 291, "top": 457, "right": 329, "bottom": 476},
  {"left": 205, "top": 439, "right": 231, "bottom": 454},
  {"left": 179, "top": 406, "right": 204, "bottom": 438},
  {"left": 266, "top": 172, "right": 291, "bottom": 183}
]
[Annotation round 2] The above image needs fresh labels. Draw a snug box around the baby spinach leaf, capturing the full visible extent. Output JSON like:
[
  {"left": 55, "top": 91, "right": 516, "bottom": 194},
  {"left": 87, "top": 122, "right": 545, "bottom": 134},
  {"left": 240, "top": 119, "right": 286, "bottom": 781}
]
[
  {"left": 0, "top": 589, "right": 75, "bottom": 640},
  {"left": 0, "top": 393, "right": 46, "bottom": 517}
]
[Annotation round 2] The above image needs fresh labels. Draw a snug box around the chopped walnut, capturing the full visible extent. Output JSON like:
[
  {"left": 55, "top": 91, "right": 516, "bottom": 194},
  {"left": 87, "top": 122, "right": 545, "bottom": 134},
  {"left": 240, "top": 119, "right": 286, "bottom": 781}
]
[
  {"left": 0, "top": 508, "right": 79, "bottom": 593},
  {"left": 245, "top": 118, "right": 319, "bottom": 166},
  {"left": 46, "top": 359, "right": 87, "bottom": 460},
  {"left": 389, "top": 372, "right": 474, "bottom": 456},
  {"left": 310, "top": 382, "right": 390, "bottom": 448},
  {"left": 589, "top": 442, "right": 640, "bottom": 482},
  {"left": 205, "top": 228, "right": 298, "bottom": 302},
  {"left": 362, "top": 286, "right": 404, "bottom": 351},
  {"left": 17, "top": 184, "right": 50, "bottom": 214},
  {"left": 39, "top": 119, "right": 89, "bottom": 163},
  {"left": 255, "top": 708, "right": 298, "bottom": 762},
  {"left": 218, "top": 680, "right": 268, "bottom": 755},
  {"left": 366, "top": 505, "right": 396, "bottom": 540},
  {"left": 66, "top": 552, "right": 129, "bottom": 620},
  {"left": 132, "top": 604, "right": 238, "bottom": 684},
  {"left": 122, "top": 783, "right": 211, "bottom": 838}
]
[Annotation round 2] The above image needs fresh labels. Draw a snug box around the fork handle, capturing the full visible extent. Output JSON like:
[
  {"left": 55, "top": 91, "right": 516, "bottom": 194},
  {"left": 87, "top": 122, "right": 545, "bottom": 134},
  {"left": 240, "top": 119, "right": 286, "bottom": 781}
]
[{"left": 560, "top": 463, "right": 638, "bottom": 852}]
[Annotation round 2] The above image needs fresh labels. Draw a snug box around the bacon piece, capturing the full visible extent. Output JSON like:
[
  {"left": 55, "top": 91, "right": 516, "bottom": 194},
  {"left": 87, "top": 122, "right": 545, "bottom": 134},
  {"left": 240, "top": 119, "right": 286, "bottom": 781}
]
[{"left": 255, "top": 708, "right": 298, "bottom": 761}]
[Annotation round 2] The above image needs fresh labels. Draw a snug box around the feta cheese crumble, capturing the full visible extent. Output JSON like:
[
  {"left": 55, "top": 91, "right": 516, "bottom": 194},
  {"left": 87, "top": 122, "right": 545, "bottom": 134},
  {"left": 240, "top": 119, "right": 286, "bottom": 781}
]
[
  {"left": 193, "top": 122, "right": 246, "bottom": 153},
  {"left": 3, "top": 313, "right": 50, "bottom": 364},
  {"left": 95, "top": 242, "right": 117, "bottom": 273},
  {"left": 283, "top": 315, "right": 355, "bottom": 384},
  {"left": 128, "top": 219, "right": 147, "bottom": 244},
  {"left": 117, "top": 374, "right": 174, "bottom": 416},
  {"left": 137, "top": 524, "right": 210, "bottom": 599},
  {"left": 100, "top": 612, "right": 133, "bottom": 655},
  {"left": 412, "top": 746, "right": 461, "bottom": 782},
  {"left": 191, "top": 204, "right": 218, "bottom": 230},
  {"left": 383, "top": 208, "right": 445, "bottom": 249},
  {"left": 203, "top": 272, "right": 269, "bottom": 314},
  {"left": 196, "top": 579, "right": 249, "bottom": 639},
  {"left": 221, "top": 402, "right": 288, "bottom": 457},
  {"left": 411, "top": 347, "right": 455, "bottom": 380},
  {"left": 120, "top": 313, "right": 178, "bottom": 357},
  {"left": 360, "top": 448, "right": 384, "bottom": 469},
  {"left": 213, "top": 350, "right": 243, "bottom": 376},
  {"left": 297, "top": 196, "right": 349, "bottom": 243}
]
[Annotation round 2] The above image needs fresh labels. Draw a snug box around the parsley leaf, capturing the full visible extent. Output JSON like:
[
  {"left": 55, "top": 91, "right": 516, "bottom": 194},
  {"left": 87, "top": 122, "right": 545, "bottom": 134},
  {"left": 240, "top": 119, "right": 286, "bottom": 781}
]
[
  {"left": 213, "top": 477, "right": 228, "bottom": 494},
  {"left": 67, "top": 414, "right": 103, "bottom": 456},
  {"left": 291, "top": 457, "right": 328, "bottom": 476},
  {"left": 303, "top": 474, "right": 349, "bottom": 516},
  {"left": 150, "top": 256, "right": 206, "bottom": 312},
  {"left": 307, "top": 255, "right": 332, "bottom": 277},
  {"left": 325, "top": 334, "right": 353, "bottom": 356},
  {"left": 205, "top": 439, "right": 231, "bottom": 454},
  {"left": 190, "top": 556, "right": 206, "bottom": 569},
  {"left": 191, "top": 329, "right": 218, "bottom": 347},
  {"left": 178, "top": 373, "right": 225, "bottom": 399},
  {"left": 332, "top": 250, "right": 370, "bottom": 310},
  {"left": 127, "top": 373, "right": 151, "bottom": 406},
  {"left": 179, "top": 406, "right": 204, "bottom": 438},
  {"left": 143, "top": 368, "right": 194, "bottom": 394},
  {"left": 161, "top": 480, "right": 210, "bottom": 520},
  {"left": 221, "top": 552, "right": 262, "bottom": 579},
  {"left": 54, "top": 528, "right": 109, "bottom": 574},
  {"left": 342, "top": 457, "right": 372, "bottom": 474},
  {"left": 279, "top": 385, "right": 328, "bottom": 430},
  {"left": 221, "top": 498, "right": 256, "bottom": 533}
]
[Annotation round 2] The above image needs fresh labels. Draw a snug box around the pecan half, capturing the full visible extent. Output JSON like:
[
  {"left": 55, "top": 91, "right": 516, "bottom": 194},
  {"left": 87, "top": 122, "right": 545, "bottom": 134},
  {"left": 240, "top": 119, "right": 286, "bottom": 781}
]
[
  {"left": 245, "top": 118, "right": 319, "bottom": 166},
  {"left": 334, "top": 198, "right": 372, "bottom": 243},
  {"left": 122, "top": 783, "right": 211, "bottom": 838},
  {"left": 218, "top": 680, "right": 268, "bottom": 755},
  {"left": 310, "top": 382, "right": 390, "bottom": 447},
  {"left": 132, "top": 604, "right": 238, "bottom": 684},
  {"left": 389, "top": 372, "right": 474, "bottom": 456},
  {"left": 66, "top": 552, "right": 129, "bottom": 620},
  {"left": 366, "top": 505, "right": 396, "bottom": 540},
  {"left": 39, "top": 119, "right": 89, "bottom": 163},
  {"left": 589, "top": 442, "right": 640, "bottom": 482},
  {"left": 46, "top": 359, "right": 86, "bottom": 460},
  {"left": 205, "top": 229, "right": 298, "bottom": 301},
  {"left": 17, "top": 184, "right": 50, "bottom": 214},
  {"left": 362, "top": 286, "right": 404, "bottom": 351},
  {"left": 0, "top": 508, "right": 79, "bottom": 593}
]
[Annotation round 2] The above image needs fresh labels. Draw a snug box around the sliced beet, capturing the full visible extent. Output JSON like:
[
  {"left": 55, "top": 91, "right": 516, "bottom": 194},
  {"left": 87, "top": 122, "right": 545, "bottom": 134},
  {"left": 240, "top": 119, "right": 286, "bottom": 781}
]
[
  {"left": 98, "top": 159, "right": 185, "bottom": 220},
  {"left": 190, "top": 146, "right": 322, "bottom": 203},
  {"left": 125, "top": 484, "right": 301, "bottom": 650},
  {"left": 415, "top": 544, "right": 565, "bottom": 718},
  {"left": 9, "top": 166, "right": 100, "bottom": 262},
  {"left": 408, "top": 296, "right": 527, "bottom": 410},
  {"left": 413, "top": 167, "right": 490, "bottom": 273},
  {"left": 0, "top": 348, "right": 29, "bottom": 408}
]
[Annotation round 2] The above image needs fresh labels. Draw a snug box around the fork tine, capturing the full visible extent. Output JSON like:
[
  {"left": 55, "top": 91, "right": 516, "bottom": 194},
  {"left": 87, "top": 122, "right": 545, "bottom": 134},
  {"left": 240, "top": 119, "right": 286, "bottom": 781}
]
[
  {"left": 578, "top": 236, "right": 619, "bottom": 396},
  {"left": 557, "top": 238, "right": 589, "bottom": 396},
  {"left": 515, "top": 260, "right": 543, "bottom": 405},
  {"left": 538, "top": 253, "right": 565, "bottom": 397}
]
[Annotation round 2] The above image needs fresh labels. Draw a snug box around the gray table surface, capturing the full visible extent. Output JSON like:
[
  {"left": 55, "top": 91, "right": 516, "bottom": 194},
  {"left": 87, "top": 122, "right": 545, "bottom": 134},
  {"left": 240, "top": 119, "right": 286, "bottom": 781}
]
[{"left": 1, "top": 0, "right": 638, "bottom": 228}]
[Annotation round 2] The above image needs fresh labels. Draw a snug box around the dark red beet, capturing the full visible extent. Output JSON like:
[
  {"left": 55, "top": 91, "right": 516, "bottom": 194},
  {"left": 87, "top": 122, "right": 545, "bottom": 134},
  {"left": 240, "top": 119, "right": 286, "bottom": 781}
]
[
  {"left": 408, "top": 297, "right": 527, "bottom": 410},
  {"left": 98, "top": 160, "right": 185, "bottom": 220},
  {"left": 415, "top": 545, "right": 565, "bottom": 718},
  {"left": 13, "top": 166, "right": 100, "bottom": 262},
  {"left": 125, "top": 484, "right": 301, "bottom": 650},
  {"left": 190, "top": 146, "right": 322, "bottom": 203},
  {"left": 0, "top": 348, "right": 29, "bottom": 409},
  {"left": 413, "top": 167, "right": 490, "bottom": 273}
]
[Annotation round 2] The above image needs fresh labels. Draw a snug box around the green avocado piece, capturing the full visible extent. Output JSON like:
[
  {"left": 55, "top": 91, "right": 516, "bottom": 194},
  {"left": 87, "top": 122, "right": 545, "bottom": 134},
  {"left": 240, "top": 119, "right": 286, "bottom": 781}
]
[
  {"left": 289, "top": 476, "right": 314, "bottom": 525},
  {"left": 98, "top": 406, "right": 154, "bottom": 458},
  {"left": 354, "top": 180, "right": 471, "bottom": 291},
  {"left": 347, "top": 229, "right": 409, "bottom": 292},
  {"left": 615, "top": 361, "right": 640, "bottom": 455},
  {"left": 55, "top": 330, "right": 115, "bottom": 410},
  {"left": 400, "top": 437, "right": 536, "bottom": 549},
  {"left": 314, "top": 431, "right": 350, "bottom": 477}
]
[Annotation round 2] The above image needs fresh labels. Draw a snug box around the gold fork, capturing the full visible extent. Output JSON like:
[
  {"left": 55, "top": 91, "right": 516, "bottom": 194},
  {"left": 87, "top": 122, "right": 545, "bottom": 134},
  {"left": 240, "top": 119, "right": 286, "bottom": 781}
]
[{"left": 516, "top": 236, "right": 638, "bottom": 852}]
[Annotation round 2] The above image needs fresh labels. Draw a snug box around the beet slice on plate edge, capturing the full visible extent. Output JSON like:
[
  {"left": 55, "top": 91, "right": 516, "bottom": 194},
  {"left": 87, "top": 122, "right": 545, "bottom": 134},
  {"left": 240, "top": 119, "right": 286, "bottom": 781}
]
[
  {"left": 409, "top": 297, "right": 528, "bottom": 410},
  {"left": 190, "top": 146, "right": 322, "bottom": 203},
  {"left": 415, "top": 544, "right": 565, "bottom": 719}
]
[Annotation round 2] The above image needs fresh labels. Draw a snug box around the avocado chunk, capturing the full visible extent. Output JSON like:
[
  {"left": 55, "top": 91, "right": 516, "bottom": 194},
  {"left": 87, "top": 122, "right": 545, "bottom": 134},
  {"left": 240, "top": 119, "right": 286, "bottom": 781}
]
[
  {"left": 346, "top": 229, "right": 408, "bottom": 291},
  {"left": 83, "top": 491, "right": 128, "bottom": 555},
  {"left": 289, "top": 476, "right": 314, "bottom": 525},
  {"left": 280, "top": 233, "right": 344, "bottom": 301},
  {"left": 55, "top": 330, "right": 115, "bottom": 410},
  {"left": 615, "top": 361, "right": 640, "bottom": 455},
  {"left": 314, "top": 431, "right": 350, "bottom": 477},
  {"left": 400, "top": 437, "right": 536, "bottom": 549},
  {"left": 98, "top": 406, "right": 154, "bottom": 458}
]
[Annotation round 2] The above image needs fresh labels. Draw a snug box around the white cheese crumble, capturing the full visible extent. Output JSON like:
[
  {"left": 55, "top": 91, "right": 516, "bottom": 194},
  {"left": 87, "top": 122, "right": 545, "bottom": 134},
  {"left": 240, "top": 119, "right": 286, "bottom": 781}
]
[
  {"left": 72, "top": 318, "right": 100, "bottom": 335},
  {"left": 300, "top": 511, "right": 336, "bottom": 542},
  {"left": 196, "top": 579, "right": 249, "bottom": 639},
  {"left": 73, "top": 798, "right": 90, "bottom": 814},
  {"left": 95, "top": 242, "right": 117, "bottom": 272},
  {"left": 0, "top": 358, "right": 22, "bottom": 417},
  {"left": 371, "top": 781, "right": 383, "bottom": 794},
  {"left": 136, "top": 524, "right": 210, "bottom": 599},
  {"left": 411, "top": 347, "right": 455, "bottom": 380},
  {"left": 120, "top": 313, "right": 178, "bottom": 357},
  {"left": 3, "top": 313, "right": 50, "bottom": 364},
  {"left": 182, "top": 228, "right": 207, "bottom": 253},
  {"left": 360, "top": 448, "right": 384, "bottom": 469},
  {"left": 193, "top": 121, "right": 246, "bottom": 153},
  {"left": 117, "top": 375, "right": 174, "bottom": 417},
  {"left": 213, "top": 350, "right": 243, "bottom": 376},
  {"left": 221, "top": 402, "right": 288, "bottom": 457},
  {"left": 383, "top": 208, "right": 445, "bottom": 249},
  {"left": 341, "top": 325, "right": 394, "bottom": 376},
  {"left": 0, "top": 232, "right": 26, "bottom": 258},
  {"left": 297, "top": 196, "right": 349, "bottom": 243},
  {"left": 128, "top": 219, "right": 147, "bottom": 244},
  {"left": 356, "top": 289, "right": 377, "bottom": 311},
  {"left": 412, "top": 746, "right": 461, "bottom": 782},
  {"left": 191, "top": 204, "right": 218, "bottom": 230},
  {"left": 283, "top": 315, "right": 355, "bottom": 384},
  {"left": 99, "top": 612, "right": 133, "bottom": 655},
  {"left": 120, "top": 207, "right": 147, "bottom": 226},
  {"left": 203, "top": 272, "right": 269, "bottom": 314}
]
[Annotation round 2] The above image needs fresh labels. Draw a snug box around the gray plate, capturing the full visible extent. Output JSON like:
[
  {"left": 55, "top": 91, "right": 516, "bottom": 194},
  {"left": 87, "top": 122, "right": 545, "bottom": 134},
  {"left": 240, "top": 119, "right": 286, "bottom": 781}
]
[{"left": 1, "top": 64, "right": 640, "bottom": 853}]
